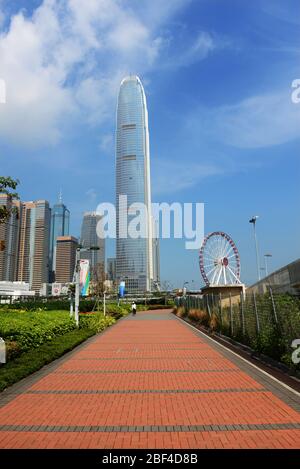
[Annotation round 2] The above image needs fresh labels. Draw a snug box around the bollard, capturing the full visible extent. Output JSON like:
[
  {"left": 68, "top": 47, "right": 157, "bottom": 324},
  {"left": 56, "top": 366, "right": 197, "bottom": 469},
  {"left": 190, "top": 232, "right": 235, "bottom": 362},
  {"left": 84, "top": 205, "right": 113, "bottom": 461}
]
[{"left": 0, "top": 337, "right": 6, "bottom": 364}]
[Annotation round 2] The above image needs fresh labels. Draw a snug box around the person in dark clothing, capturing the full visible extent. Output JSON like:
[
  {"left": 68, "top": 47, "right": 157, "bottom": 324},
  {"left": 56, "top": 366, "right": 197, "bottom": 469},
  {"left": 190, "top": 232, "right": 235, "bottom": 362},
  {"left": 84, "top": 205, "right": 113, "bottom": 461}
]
[{"left": 131, "top": 301, "right": 137, "bottom": 315}]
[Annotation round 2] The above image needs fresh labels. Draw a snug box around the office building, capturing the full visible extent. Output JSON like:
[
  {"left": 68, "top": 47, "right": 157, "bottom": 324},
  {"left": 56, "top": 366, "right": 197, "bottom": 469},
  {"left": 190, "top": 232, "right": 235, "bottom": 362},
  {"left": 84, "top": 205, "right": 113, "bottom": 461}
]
[
  {"left": 17, "top": 200, "right": 51, "bottom": 293},
  {"left": 80, "top": 212, "right": 105, "bottom": 281},
  {"left": 49, "top": 194, "right": 70, "bottom": 281},
  {"left": 115, "top": 75, "right": 153, "bottom": 292},
  {"left": 55, "top": 235, "right": 78, "bottom": 283},
  {"left": 0, "top": 194, "right": 21, "bottom": 281},
  {"left": 107, "top": 257, "right": 116, "bottom": 282}
]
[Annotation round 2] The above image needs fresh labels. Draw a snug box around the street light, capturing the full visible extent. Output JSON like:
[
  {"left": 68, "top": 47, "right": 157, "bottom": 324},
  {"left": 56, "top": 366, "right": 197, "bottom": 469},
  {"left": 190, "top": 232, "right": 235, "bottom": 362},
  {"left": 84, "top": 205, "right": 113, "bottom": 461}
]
[
  {"left": 182, "top": 281, "right": 189, "bottom": 296},
  {"left": 264, "top": 253, "right": 272, "bottom": 277},
  {"left": 249, "top": 216, "right": 261, "bottom": 281}
]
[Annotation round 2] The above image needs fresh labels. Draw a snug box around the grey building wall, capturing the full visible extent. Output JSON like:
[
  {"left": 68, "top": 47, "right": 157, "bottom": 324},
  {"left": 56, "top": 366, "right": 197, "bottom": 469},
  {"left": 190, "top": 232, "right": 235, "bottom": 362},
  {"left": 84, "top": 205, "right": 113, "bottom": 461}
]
[{"left": 247, "top": 258, "right": 300, "bottom": 296}]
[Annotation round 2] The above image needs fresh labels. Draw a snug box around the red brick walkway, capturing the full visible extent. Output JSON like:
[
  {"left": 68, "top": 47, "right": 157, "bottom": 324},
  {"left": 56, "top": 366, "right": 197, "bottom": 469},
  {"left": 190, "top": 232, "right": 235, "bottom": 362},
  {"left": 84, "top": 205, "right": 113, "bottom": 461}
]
[{"left": 0, "top": 310, "right": 299, "bottom": 448}]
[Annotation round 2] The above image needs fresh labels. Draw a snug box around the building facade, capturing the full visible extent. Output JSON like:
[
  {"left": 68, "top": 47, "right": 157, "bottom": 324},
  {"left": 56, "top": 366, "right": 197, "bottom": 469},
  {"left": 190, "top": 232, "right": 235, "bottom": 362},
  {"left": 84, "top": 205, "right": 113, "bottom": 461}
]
[
  {"left": 115, "top": 75, "right": 153, "bottom": 292},
  {"left": 17, "top": 200, "right": 51, "bottom": 293},
  {"left": 0, "top": 194, "right": 21, "bottom": 282},
  {"left": 49, "top": 196, "right": 70, "bottom": 281},
  {"left": 80, "top": 212, "right": 105, "bottom": 282},
  {"left": 247, "top": 258, "right": 300, "bottom": 296},
  {"left": 55, "top": 235, "right": 78, "bottom": 284},
  {"left": 107, "top": 257, "right": 116, "bottom": 282}
]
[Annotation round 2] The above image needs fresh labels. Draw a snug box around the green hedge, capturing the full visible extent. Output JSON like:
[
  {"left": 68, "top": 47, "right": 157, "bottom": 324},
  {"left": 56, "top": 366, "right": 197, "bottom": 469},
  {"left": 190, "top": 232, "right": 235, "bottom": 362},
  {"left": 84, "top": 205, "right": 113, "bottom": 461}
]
[
  {"left": 0, "top": 328, "right": 95, "bottom": 392},
  {"left": 0, "top": 311, "right": 76, "bottom": 359}
]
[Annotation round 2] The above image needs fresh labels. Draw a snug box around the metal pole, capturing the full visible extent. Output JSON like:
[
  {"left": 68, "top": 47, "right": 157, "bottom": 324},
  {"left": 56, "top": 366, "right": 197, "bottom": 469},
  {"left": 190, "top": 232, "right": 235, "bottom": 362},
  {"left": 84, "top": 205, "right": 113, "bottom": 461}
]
[
  {"left": 264, "top": 256, "right": 268, "bottom": 277},
  {"left": 253, "top": 222, "right": 261, "bottom": 281},
  {"left": 269, "top": 287, "right": 278, "bottom": 324},
  {"left": 253, "top": 291, "right": 260, "bottom": 334},
  {"left": 240, "top": 292, "right": 245, "bottom": 337},
  {"left": 103, "top": 291, "right": 106, "bottom": 317},
  {"left": 74, "top": 249, "right": 80, "bottom": 327},
  {"left": 229, "top": 292, "right": 233, "bottom": 336}
]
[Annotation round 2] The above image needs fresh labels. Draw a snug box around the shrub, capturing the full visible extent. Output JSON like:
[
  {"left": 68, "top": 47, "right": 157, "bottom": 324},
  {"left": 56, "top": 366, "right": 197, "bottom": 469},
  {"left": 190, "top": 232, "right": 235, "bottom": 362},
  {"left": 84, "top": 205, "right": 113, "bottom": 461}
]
[
  {"left": 175, "top": 306, "right": 186, "bottom": 318},
  {"left": 209, "top": 313, "right": 219, "bottom": 332},
  {"left": 79, "top": 313, "right": 116, "bottom": 333},
  {"left": 253, "top": 324, "right": 286, "bottom": 361},
  {"left": 188, "top": 308, "right": 209, "bottom": 327},
  {"left": 5, "top": 341, "right": 21, "bottom": 361},
  {"left": 0, "top": 311, "right": 76, "bottom": 357}
]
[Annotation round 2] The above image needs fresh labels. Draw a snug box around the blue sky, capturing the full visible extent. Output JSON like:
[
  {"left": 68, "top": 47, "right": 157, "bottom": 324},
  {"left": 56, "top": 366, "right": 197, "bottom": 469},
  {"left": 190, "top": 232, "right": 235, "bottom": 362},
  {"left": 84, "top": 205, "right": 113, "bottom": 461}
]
[{"left": 0, "top": 0, "right": 299, "bottom": 288}]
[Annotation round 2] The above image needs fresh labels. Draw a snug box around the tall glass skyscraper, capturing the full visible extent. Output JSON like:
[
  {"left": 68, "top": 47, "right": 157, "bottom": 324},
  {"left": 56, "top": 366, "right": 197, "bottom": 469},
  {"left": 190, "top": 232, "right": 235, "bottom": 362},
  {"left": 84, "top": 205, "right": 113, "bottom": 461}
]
[
  {"left": 116, "top": 75, "right": 153, "bottom": 292},
  {"left": 49, "top": 194, "right": 70, "bottom": 281},
  {"left": 80, "top": 212, "right": 105, "bottom": 280}
]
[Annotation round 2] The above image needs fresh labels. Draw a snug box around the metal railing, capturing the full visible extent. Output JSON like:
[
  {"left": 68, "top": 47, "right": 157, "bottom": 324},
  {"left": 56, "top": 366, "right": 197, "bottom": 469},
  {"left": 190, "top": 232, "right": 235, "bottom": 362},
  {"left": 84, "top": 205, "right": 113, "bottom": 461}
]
[{"left": 175, "top": 290, "right": 300, "bottom": 366}]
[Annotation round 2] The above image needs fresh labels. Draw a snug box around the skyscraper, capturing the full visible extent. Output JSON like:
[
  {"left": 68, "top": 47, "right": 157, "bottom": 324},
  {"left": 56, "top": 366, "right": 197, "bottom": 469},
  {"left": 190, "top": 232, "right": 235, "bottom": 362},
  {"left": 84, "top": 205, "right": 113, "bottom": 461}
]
[
  {"left": 17, "top": 200, "right": 51, "bottom": 292},
  {"left": 115, "top": 75, "right": 154, "bottom": 292},
  {"left": 80, "top": 212, "right": 105, "bottom": 281},
  {"left": 107, "top": 257, "right": 116, "bottom": 282},
  {"left": 55, "top": 236, "right": 78, "bottom": 283},
  {"left": 0, "top": 194, "right": 20, "bottom": 281},
  {"left": 49, "top": 193, "right": 70, "bottom": 281}
]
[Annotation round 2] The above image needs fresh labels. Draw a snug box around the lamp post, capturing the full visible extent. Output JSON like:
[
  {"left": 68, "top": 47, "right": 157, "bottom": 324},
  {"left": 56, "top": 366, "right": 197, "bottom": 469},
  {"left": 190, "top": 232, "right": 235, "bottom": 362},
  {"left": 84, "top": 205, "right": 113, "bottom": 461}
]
[
  {"left": 182, "top": 281, "right": 189, "bottom": 296},
  {"left": 249, "top": 216, "right": 261, "bottom": 281},
  {"left": 264, "top": 253, "right": 272, "bottom": 277}
]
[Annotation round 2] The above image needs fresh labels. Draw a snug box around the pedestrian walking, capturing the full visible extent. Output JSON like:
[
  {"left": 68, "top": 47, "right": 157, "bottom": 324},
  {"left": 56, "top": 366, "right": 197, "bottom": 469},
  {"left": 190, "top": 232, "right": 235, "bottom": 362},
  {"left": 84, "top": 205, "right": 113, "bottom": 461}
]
[{"left": 131, "top": 301, "right": 137, "bottom": 315}]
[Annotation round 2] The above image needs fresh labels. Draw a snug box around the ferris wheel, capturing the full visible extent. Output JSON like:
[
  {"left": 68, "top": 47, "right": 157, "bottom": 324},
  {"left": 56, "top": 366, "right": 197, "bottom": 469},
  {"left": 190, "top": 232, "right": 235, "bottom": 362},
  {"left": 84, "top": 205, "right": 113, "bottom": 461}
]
[{"left": 199, "top": 231, "right": 241, "bottom": 286}]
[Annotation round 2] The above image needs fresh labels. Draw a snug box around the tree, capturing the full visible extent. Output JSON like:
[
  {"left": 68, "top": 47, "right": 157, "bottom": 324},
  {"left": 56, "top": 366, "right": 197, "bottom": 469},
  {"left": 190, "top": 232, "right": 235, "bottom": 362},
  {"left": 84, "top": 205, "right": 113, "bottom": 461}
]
[
  {"left": 91, "top": 262, "right": 106, "bottom": 311},
  {"left": 0, "top": 176, "right": 20, "bottom": 224}
]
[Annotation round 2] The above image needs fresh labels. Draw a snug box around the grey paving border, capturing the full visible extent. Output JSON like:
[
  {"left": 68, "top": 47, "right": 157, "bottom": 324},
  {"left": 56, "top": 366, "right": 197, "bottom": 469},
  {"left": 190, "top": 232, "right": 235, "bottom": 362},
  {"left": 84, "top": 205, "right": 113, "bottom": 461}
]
[
  {"left": 54, "top": 368, "right": 240, "bottom": 374},
  {"left": 75, "top": 355, "right": 222, "bottom": 360},
  {"left": 0, "top": 423, "right": 299, "bottom": 433},
  {"left": 25, "top": 388, "right": 266, "bottom": 395},
  {"left": 174, "top": 315, "right": 300, "bottom": 413}
]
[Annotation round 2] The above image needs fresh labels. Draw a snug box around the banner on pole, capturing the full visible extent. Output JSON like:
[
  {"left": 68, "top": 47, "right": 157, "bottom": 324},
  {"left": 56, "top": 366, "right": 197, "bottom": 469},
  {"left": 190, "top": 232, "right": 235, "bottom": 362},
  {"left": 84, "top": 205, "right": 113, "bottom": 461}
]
[
  {"left": 119, "top": 281, "right": 125, "bottom": 298},
  {"left": 80, "top": 260, "right": 90, "bottom": 296}
]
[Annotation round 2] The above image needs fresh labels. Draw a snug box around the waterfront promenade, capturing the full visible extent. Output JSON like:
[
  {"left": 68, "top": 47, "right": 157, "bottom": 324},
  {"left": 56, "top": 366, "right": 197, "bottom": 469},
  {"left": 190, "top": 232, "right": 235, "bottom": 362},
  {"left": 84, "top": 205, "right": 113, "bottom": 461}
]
[{"left": 0, "top": 309, "right": 299, "bottom": 449}]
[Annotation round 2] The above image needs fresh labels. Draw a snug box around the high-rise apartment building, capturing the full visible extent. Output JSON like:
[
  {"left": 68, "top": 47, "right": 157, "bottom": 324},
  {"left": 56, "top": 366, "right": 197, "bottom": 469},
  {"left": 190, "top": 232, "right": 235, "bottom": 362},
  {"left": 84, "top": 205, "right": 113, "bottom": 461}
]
[
  {"left": 49, "top": 194, "right": 70, "bottom": 281},
  {"left": 80, "top": 212, "right": 105, "bottom": 280},
  {"left": 115, "top": 75, "right": 154, "bottom": 292},
  {"left": 55, "top": 236, "right": 78, "bottom": 283},
  {"left": 0, "top": 194, "right": 21, "bottom": 281},
  {"left": 17, "top": 200, "right": 51, "bottom": 292}
]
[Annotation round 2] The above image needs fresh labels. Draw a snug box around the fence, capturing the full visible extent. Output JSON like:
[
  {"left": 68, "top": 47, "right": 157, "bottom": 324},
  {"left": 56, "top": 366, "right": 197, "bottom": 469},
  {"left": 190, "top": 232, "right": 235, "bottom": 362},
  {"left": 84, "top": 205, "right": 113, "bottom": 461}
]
[{"left": 175, "top": 290, "right": 300, "bottom": 368}]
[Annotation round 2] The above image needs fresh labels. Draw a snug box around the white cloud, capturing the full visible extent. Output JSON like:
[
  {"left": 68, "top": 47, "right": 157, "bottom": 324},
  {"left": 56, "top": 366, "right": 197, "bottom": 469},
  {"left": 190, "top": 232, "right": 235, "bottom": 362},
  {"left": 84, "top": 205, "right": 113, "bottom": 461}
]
[
  {"left": 175, "top": 31, "right": 216, "bottom": 67},
  {"left": 159, "top": 30, "right": 232, "bottom": 70},
  {"left": 86, "top": 187, "right": 97, "bottom": 202},
  {"left": 188, "top": 89, "right": 300, "bottom": 149},
  {"left": 0, "top": 0, "right": 188, "bottom": 148},
  {"left": 99, "top": 132, "right": 114, "bottom": 153},
  {"left": 152, "top": 159, "right": 223, "bottom": 195}
]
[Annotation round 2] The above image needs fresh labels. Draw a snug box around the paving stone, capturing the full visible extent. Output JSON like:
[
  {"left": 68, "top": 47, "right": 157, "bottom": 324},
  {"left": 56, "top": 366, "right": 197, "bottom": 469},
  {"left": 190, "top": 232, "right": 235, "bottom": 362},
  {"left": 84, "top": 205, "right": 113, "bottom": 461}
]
[{"left": 0, "top": 309, "right": 299, "bottom": 449}]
